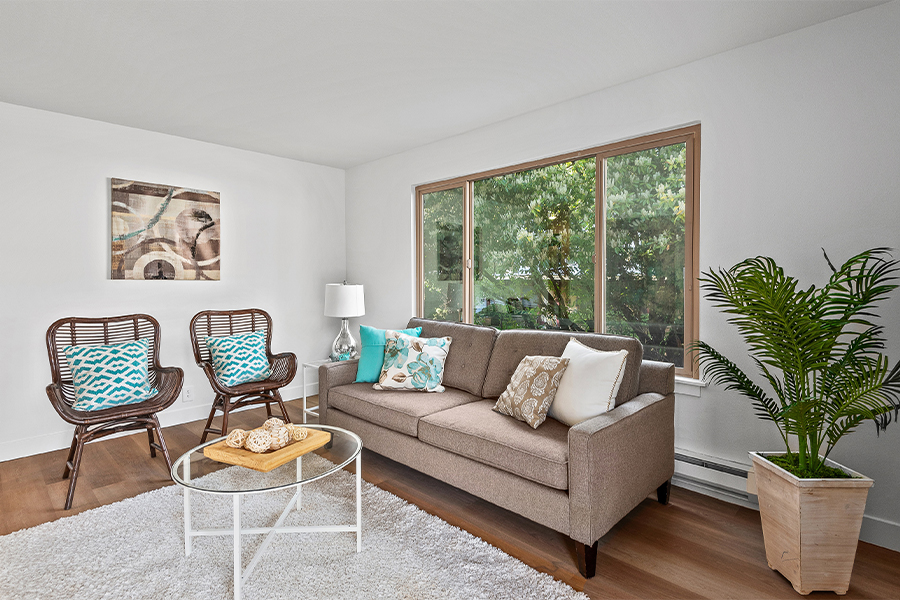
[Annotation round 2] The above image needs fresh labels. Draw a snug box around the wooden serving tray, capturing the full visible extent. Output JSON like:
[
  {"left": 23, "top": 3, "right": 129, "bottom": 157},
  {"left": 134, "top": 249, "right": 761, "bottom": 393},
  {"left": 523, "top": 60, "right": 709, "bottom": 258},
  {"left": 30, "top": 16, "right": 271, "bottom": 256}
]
[{"left": 203, "top": 428, "right": 332, "bottom": 473}]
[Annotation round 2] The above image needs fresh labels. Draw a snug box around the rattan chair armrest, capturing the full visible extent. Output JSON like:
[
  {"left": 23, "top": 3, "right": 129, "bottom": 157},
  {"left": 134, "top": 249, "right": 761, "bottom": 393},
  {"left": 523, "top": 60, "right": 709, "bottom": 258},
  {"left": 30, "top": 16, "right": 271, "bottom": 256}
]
[
  {"left": 196, "top": 359, "right": 234, "bottom": 394},
  {"left": 269, "top": 352, "right": 298, "bottom": 384},
  {"left": 45, "top": 383, "right": 78, "bottom": 425},
  {"left": 149, "top": 366, "right": 184, "bottom": 410}
]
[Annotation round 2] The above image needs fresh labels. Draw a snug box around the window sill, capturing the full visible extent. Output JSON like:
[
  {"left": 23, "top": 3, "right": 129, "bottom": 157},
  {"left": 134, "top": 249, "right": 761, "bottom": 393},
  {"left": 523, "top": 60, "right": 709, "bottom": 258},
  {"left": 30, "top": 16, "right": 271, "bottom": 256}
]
[{"left": 675, "top": 375, "right": 706, "bottom": 398}]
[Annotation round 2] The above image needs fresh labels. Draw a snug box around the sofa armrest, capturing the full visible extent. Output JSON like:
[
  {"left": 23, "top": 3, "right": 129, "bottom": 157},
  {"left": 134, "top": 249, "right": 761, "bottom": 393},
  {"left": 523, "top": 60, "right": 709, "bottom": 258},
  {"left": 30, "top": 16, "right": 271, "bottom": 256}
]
[
  {"left": 317, "top": 359, "right": 359, "bottom": 422},
  {"left": 568, "top": 391, "right": 675, "bottom": 545},
  {"left": 638, "top": 360, "right": 675, "bottom": 396}
]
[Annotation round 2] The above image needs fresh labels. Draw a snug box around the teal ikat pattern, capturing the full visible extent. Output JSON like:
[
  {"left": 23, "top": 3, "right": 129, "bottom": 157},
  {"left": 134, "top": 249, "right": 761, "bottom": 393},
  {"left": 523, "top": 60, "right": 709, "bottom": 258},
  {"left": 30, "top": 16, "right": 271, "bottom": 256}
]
[
  {"left": 64, "top": 338, "right": 157, "bottom": 411},
  {"left": 205, "top": 329, "right": 272, "bottom": 387}
]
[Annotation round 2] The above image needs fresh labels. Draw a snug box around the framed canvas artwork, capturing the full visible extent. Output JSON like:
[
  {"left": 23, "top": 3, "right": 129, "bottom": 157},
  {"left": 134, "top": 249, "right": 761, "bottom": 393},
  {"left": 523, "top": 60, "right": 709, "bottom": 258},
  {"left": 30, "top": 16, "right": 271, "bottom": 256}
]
[{"left": 111, "top": 178, "right": 221, "bottom": 280}]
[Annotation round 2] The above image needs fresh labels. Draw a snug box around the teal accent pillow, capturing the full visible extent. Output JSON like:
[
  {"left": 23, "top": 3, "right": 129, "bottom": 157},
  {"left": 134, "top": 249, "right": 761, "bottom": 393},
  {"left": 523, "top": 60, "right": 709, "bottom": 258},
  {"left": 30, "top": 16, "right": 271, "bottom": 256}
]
[
  {"left": 205, "top": 329, "right": 272, "bottom": 387},
  {"left": 65, "top": 338, "right": 157, "bottom": 411},
  {"left": 355, "top": 325, "right": 422, "bottom": 383}
]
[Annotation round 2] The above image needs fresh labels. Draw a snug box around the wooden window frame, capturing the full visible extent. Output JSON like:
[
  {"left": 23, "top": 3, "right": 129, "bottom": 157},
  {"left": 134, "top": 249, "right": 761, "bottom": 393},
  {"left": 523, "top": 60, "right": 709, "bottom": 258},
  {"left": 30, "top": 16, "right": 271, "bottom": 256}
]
[{"left": 416, "top": 124, "right": 700, "bottom": 378}]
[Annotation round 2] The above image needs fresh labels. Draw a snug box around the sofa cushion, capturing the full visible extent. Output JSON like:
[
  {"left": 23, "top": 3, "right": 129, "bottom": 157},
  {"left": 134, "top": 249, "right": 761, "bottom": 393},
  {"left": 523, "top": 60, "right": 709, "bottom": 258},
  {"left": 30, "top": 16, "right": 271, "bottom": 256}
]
[
  {"left": 407, "top": 318, "right": 498, "bottom": 397},
  {"left": 328, "top": 383, "right": 480, "bottom": 437},
  {"left": 482, "top": 330, "right": 642, "bottom": 407},
  {"left": 419, "top": 400, "right": 570, "bottom": 490}
]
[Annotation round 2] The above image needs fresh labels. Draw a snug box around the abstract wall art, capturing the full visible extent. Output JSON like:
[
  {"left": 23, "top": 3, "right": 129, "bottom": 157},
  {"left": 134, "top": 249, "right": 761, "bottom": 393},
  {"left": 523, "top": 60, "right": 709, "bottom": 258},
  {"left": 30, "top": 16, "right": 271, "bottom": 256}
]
[{"left": 111, "top": 178, "right": 221, "bottom": 280}]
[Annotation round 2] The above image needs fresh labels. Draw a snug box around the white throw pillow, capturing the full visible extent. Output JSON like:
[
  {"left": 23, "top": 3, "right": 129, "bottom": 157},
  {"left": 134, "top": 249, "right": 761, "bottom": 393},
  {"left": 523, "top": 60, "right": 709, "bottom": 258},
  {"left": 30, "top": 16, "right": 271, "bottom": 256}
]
[{"left": 547, "top": 338, "right": 628, "bottom": 426}]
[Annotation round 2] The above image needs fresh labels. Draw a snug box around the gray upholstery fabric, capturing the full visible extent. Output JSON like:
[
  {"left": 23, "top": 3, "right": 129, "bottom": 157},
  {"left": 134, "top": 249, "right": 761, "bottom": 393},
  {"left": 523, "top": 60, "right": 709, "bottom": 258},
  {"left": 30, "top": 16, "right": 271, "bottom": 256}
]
[
  {"left": 317, "top": 326, "right": 677, "bottom": 549},
  {"left": 482, "top": 330, "right": 642, "bottom": 406},
  {"left": 406, "top": 318, "right": 498, "bottom": 397},
  {"left": 567, "top": 392, "right": 675, "bottom": 545},
  {"left": 328, "top": 408, "right": 572, "bottom": 535},
  {"left": 318, "top": 359, "right": 359, "bottom": 422},
  {"left": 638, "top": 360, "right": 676, "bottom": 395},
  {"left": 328, "top": 383, "right": 481, "bottom": 437},
  {"left": 419, "top": 400, "right": 569, "bottom": 490}
]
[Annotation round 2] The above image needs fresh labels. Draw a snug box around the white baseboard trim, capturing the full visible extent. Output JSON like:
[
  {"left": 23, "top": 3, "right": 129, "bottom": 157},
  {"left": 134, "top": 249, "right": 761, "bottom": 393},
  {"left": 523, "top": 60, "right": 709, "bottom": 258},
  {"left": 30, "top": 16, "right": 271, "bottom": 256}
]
[
  {"left": 672, "top": 472, "right": 759, "bottom": 510},
  {"left": 672, "top": 458, "right": 900, "bottom": 552},
  {"left": 0, "top": 429, "right": 76, "bottom": 464},
  {"left": 859, "top": 513, "right": 900, "bottom": 553}
]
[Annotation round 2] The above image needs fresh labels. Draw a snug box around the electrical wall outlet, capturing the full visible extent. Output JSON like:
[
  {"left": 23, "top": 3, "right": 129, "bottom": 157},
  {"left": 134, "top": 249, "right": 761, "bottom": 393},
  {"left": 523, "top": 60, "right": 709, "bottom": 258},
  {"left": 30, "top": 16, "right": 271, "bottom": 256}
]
[{"left": 183, "top": 387, "right": 194, "bottom": 403}]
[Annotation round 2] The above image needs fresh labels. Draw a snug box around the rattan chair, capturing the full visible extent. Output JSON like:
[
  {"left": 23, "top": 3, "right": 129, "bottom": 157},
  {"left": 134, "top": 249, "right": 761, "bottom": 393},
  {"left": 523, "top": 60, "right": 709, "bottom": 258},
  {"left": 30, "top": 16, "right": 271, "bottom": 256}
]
[
  {"left": 190, "top": 308, "right": 297, "bottom": 443},
  {"left": 45, "top": 314, "right": 183, "bottom": 510}
]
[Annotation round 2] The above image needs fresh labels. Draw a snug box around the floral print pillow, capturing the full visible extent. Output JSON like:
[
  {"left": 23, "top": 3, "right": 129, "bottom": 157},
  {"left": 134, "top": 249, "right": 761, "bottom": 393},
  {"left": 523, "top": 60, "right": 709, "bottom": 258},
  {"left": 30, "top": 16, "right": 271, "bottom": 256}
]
[
  {"left": 374, "top": 331, "right": 453, "bottom": 392},
  {"left": 493, "top": 355, "right": 570, "bottom": 428}
]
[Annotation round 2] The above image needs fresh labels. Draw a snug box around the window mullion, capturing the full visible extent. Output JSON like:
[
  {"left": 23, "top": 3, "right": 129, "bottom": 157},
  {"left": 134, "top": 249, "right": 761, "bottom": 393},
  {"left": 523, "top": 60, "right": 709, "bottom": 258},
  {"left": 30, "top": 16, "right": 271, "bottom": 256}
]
[
  {"left": 684, "top": 133, "right": 700, "bottom": 377},
  {"left": 596, "top": 156, "right": 606, "bottom": 334},
  {"left": 415, "top": 188, "right": 424, "bottom": 318},
  {"left": 464, "top": 180, "right": 474, "bottom": 324}
]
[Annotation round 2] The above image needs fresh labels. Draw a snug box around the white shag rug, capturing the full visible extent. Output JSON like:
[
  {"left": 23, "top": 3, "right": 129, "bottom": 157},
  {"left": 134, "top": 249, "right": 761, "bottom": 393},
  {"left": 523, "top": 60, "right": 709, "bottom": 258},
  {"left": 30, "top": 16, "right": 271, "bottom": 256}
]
[{"left": 0, "top": 454, "right": 588, "bottom": 600}]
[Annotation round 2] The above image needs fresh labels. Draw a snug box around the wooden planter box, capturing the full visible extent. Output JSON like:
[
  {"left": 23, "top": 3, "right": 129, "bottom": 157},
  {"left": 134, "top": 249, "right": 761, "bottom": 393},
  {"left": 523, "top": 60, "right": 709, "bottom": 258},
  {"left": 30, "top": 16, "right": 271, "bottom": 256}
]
[{"left": 750, "top": 452, "right": 873, "bottom": 595}]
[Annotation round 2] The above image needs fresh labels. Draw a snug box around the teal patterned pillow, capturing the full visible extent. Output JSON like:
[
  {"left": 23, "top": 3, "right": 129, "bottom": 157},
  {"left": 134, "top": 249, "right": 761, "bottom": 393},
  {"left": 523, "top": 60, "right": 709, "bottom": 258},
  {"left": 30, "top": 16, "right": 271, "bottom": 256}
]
[
  {"left": 205, "top": 330, "right": 272, "bottom": 387},
  {"left": 374, "top": 331, "right": 452, "bottom": 392},
  {"left": 65, "top": 338, "right": 157, "bottom": 411}
]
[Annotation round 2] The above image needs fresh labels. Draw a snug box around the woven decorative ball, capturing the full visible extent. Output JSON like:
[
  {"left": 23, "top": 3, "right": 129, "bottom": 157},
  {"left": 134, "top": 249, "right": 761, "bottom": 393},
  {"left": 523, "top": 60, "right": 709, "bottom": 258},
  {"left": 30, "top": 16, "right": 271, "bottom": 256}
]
[
  {"left": 244, "top": 428, "right": 273, "bottom": 453},
  {"left": 286, "top": 423, "right": 308, "bottom": 441},
  {"left": 269, "top": 425, "right": 290, "bottom": 450},
  {"left": 225, "top": 429, "right": 247, "bottom": 449},
  {"left": 263, "top": 417, "right": 285, "bottom": 432}
]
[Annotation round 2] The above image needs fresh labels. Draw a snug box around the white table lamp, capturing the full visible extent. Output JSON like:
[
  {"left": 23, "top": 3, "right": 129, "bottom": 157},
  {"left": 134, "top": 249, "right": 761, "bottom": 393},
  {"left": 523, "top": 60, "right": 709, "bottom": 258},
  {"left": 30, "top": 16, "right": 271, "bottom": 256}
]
[{"left": 324, "top": 282, "right": 365, "bottom": 361}]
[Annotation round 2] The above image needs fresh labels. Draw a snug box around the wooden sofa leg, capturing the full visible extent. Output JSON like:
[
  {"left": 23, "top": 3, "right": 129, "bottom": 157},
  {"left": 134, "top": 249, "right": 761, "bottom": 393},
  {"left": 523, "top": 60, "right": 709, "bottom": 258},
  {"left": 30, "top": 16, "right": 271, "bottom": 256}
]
[
  {"left": 576, "top": 540, "right": 598, "bottom": 578},
  {"left": 657, "top": 479, "right": 672, "bottom": 505}
]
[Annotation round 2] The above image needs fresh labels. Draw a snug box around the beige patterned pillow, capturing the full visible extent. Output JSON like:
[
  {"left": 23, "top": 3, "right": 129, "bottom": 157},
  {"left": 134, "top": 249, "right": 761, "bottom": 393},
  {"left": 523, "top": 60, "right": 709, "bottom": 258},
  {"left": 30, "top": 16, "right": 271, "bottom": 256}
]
[{"left": 493, "top": 355, "right": 570, "bottom": 429}]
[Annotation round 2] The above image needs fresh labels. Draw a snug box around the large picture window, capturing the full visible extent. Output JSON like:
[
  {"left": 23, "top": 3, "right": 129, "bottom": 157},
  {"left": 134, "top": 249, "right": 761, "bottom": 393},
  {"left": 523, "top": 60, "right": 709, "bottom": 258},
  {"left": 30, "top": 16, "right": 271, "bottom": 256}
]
[{"left": 416, "top": 125, "right": 699, "bottom": 377}]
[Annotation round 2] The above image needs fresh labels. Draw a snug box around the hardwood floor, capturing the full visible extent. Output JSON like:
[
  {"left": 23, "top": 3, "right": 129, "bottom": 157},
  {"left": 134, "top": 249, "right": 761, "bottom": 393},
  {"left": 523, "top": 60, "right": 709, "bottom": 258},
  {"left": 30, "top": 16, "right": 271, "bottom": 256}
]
[{"left": 2, "top": 397, "right": 898, "bottom": 599}]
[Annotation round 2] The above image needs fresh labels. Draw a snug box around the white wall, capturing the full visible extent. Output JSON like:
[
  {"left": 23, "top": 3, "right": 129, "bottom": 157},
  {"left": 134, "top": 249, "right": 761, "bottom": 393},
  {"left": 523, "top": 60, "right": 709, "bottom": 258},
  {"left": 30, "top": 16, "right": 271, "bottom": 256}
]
[
  {"left": 0, "top": 102, "right": 346, "bottom": 462},
  {"left": 345, "top": 2, "right": 900, "bottom": 550}
]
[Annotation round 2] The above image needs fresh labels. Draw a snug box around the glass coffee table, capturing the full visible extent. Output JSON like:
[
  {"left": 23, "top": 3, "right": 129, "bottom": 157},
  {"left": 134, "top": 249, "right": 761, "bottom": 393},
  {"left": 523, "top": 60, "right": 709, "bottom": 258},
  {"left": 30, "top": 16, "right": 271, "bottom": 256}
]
[{"left": 171, "top": 424, "right": 362, "bottom": 600}]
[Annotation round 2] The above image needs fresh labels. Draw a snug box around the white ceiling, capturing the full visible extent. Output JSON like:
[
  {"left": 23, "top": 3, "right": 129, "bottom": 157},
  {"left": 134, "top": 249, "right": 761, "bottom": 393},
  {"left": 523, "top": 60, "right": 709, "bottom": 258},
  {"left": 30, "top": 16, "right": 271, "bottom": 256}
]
[{"left": 0, "top": 1, "right": 885, "bottom": 169}]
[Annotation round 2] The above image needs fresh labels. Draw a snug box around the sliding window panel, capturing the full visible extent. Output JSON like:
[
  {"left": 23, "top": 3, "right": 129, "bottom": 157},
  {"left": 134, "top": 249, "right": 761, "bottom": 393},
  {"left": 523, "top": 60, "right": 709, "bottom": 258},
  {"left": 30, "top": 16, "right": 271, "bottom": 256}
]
[
  {"left": 472, "top": 159, "right": 596, "bottom": 331},
  {"left": 604, "top": 143, "right": 687, "bottom": 367},
  {"left": 421, "top": 187, "right": 465, "bottom": 322}
]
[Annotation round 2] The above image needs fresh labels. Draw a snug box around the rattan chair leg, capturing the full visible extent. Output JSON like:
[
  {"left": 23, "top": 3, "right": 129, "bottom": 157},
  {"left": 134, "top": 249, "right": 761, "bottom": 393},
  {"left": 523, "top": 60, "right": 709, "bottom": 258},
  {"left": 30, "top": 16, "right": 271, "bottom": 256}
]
[
  {"left": 272, "top": 389, "right": 291, "bottom": 424},
  {"left": 65, "top": 434, "right": 86, "bottom": 510},
  {"left": 62, "top": 430, "right": 80, "bottom": 479},
  {"left": 219, "top": 400, "right": 230, "bottom": 439},
  {"left": 146, "top": 426, "right": 157, "bottom": 458},
  {"left": 152, "top": 415, "right": 173, "bottom": 470},
  {"left": 200, "top": 397, "right": 221, "bottom": 444}
]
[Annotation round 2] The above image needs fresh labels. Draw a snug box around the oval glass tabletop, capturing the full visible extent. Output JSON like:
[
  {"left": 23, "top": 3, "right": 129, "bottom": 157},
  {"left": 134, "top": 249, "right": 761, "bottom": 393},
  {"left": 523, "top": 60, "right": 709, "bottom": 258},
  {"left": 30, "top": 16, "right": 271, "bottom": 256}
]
[{"left": 171, "top": 424, "right": 362, "bottom": 495}]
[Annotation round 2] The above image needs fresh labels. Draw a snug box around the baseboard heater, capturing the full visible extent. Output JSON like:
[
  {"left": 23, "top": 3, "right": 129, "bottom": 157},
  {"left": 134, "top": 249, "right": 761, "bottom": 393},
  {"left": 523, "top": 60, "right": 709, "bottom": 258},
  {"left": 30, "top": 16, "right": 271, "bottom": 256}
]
[{"left": 674, "top": 452, "right": 749, "bottom": 478}]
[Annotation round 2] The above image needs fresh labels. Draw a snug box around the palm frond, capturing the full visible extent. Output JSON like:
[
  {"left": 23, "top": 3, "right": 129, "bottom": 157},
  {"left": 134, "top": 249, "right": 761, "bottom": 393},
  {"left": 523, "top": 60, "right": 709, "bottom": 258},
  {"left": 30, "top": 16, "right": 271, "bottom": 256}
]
[
  {"left": 692, "top": 341, "right": 783, "bottom": 425},
  {"left": 698, "top": 247, "right": 900, "bottom": 471}
]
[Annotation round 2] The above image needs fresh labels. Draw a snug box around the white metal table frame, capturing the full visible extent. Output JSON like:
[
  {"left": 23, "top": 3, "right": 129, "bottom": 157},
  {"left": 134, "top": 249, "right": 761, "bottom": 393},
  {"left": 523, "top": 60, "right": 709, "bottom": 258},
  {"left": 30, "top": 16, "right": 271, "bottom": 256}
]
[
  {"left": 171, "top": 425, "right": 363, "bottom": 600},
  {"left": 301, "top": 359, "right": 332, "bottom": 423}
]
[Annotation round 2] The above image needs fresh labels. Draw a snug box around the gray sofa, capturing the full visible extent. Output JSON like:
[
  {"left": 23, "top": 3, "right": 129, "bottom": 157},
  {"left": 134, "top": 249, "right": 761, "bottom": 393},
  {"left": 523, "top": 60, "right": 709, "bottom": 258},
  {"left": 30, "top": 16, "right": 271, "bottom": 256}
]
[{"left": 318, "top": 318, "right": 675, "bottom": 577}]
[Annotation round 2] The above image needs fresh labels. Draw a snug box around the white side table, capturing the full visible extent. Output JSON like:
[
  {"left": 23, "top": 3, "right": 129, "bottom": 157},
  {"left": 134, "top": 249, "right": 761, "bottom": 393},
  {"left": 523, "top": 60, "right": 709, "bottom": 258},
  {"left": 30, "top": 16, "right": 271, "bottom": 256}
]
[{"left": 301, "top": 359, "right": 332, "bottom": 423}]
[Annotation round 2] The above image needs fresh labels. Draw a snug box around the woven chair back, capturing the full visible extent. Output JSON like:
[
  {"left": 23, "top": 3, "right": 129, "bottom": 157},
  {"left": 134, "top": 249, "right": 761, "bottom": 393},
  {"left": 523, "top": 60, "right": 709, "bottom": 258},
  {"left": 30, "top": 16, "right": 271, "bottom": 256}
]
[
  {"left": 46, "top": 314, "right": 162, "bottom": 408},
  {"left": 189, "top": 308, "right": 273, "bottom": 365}
]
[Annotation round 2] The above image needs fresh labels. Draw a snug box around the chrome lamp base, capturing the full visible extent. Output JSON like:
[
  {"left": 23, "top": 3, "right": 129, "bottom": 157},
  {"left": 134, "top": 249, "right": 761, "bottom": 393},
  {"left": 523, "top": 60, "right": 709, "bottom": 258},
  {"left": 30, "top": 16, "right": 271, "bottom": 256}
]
[{"left": 330, "top": 318, "right": 359, "bottom": 361}]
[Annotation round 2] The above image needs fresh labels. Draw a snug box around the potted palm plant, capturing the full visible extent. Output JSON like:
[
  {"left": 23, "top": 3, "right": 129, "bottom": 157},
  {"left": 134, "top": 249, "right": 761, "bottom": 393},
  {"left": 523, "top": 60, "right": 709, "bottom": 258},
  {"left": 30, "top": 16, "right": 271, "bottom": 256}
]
[{"left": 693, "top": 247, "right": 900, "bottom": 595}]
